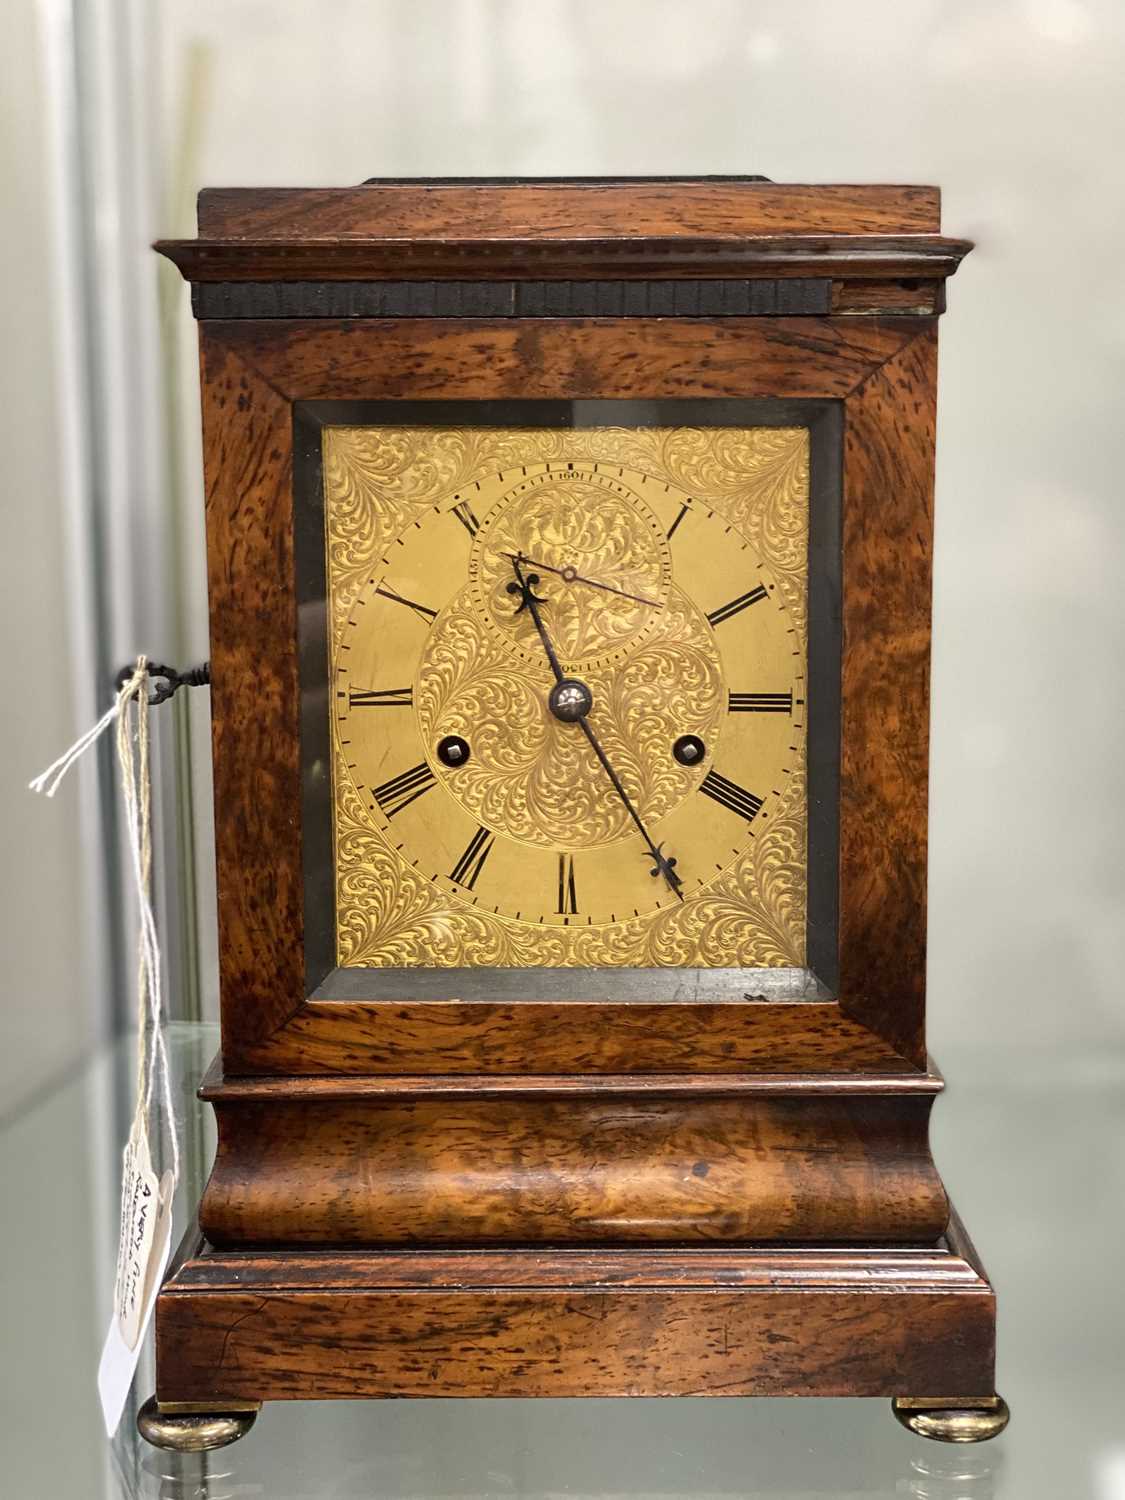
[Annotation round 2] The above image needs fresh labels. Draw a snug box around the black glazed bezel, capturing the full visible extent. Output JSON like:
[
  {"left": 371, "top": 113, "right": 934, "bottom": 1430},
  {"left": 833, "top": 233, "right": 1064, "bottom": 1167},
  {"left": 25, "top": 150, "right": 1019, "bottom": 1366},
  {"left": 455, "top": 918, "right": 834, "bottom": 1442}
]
[{"left": 294, "top": 398, "right": 842, "bottom": 1002}]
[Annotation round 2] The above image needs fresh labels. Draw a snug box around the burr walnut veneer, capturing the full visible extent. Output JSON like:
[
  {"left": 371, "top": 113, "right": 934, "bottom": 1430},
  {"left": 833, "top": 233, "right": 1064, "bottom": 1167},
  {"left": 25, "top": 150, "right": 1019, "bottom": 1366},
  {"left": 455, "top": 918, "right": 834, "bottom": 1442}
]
[{"left": 145, "top": 180, "right": 1003, "bottom": 1448}]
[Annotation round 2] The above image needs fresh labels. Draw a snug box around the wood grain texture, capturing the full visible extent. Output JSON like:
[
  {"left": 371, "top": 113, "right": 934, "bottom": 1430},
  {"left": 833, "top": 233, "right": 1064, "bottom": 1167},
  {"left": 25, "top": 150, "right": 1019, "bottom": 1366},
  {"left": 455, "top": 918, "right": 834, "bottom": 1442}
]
[
  {"left": 171, "top": 1242, "right": 987, "bottom": 1292},
  {"left": 210, "top": 315, "right": 918, "bottom": 404},
  {"left": 161, "top": 184, "right": 966, "bottom": 286},
  {"left": 195, "top": 182, "right": 943, "bottom": 239},
  {"left": 159, "top": 235, "right": 970, "bottom": 285},
  {"left": 199, "top": 1056, "right": 943, "bottom": 1100},
  {"left": 837, "top": 331, "right": 938, "bottom": 1065},
  {"left": 200, "top": 314, "right": 929, "bottom": 1075},
  {"left": 198, "top": 1090, "right": 948, "bottom": 1246},
  {"left": 200, "top": 335, "right": 302, "bottom": 1051},
  {"left": 831, "top": 279, "right": 943, "bottom": 315},
  {"left": 155, "top": 1224, "right": 995, "bottom": 1403},
  {"left": 158, "top": 1290, "right": 993, "bottom": 1401},
  {"left": 231, "top": 1000, "right": 913, "bottom": 1076}
]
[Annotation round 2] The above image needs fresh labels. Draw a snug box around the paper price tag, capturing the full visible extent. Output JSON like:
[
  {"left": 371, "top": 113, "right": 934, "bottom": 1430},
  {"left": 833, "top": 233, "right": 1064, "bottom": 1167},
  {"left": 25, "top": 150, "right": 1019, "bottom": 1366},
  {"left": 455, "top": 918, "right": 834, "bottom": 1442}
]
[{"left": 97, "top": 1115, "right": 175, "bottom": 1437}]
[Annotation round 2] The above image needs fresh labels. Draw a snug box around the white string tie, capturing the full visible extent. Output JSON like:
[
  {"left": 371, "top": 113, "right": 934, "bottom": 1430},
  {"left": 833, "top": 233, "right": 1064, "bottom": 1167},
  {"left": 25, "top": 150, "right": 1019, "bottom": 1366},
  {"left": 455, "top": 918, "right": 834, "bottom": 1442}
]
[
  {"left": 28, "top": 700, "right": 120, "bottom": 797},
  {"left": 29, "top": 657, "right": 180, "bottom": 1182}
]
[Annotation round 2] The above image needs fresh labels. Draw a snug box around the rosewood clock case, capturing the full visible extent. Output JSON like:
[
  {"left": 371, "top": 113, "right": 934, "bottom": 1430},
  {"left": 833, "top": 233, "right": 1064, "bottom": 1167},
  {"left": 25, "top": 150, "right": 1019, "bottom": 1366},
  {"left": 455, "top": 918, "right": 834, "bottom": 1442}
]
[{"left": 144, "top": 179, "right": 1004, "bottom": 1444}]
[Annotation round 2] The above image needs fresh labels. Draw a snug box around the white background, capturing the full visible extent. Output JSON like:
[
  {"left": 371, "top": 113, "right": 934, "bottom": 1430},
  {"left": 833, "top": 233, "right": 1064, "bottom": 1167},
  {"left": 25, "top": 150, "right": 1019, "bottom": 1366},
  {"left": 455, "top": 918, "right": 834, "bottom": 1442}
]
[{"left": 4, "top": 0, "right": 1125, "bottom": 1114}]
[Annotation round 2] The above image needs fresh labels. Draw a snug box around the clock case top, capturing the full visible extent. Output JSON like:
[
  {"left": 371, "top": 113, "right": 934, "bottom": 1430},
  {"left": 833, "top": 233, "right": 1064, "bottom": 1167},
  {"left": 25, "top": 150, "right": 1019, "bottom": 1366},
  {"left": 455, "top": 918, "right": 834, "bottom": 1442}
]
[{"left": 158, "top": 179, "right": 971, "bottom": 1079}]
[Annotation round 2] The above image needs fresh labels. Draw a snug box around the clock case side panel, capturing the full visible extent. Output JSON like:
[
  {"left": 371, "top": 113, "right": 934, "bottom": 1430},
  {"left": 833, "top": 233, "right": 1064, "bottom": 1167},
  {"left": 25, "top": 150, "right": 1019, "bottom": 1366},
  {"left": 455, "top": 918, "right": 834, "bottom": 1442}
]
[
  {"left": 200, "top": 333, "right": 304, "bottom": 1051},
  {"left": 837, "top": 331, "right": 938, "bottom": 1065},
  {"left": 197, "top": 316, "right": 936, "bottom": 1076}
]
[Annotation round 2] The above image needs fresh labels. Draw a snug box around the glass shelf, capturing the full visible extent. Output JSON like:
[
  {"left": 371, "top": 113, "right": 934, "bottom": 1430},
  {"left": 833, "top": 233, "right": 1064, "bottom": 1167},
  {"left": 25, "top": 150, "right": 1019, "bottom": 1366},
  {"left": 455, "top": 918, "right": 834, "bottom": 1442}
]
[{"left": 5, "top": 1023, "right": 1125, "bottom": 1499}]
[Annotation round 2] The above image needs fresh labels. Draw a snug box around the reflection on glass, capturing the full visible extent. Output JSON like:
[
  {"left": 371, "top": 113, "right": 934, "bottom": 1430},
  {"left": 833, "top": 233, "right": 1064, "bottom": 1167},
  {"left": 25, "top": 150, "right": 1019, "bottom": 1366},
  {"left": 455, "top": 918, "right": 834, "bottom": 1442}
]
[
  {"left": 110, "top": 1387, "right": 1000, "bottom": 1500},
  {"left": 905, "top": 1441, "right": 1002, "bottom": 1500}
]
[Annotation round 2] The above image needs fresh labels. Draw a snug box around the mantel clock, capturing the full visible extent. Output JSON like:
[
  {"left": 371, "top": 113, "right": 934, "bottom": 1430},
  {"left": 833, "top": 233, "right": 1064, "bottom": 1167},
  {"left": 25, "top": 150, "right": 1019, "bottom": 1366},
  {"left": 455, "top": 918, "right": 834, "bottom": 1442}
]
[{"left": 142, "top": 178, "right": 1006, "bottom": 1450}]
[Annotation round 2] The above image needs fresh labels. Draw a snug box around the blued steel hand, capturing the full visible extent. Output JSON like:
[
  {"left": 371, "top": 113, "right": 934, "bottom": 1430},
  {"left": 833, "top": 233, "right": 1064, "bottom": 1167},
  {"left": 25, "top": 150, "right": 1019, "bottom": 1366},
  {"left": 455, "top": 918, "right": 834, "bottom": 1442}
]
[
  {"left": 573, "top": 719, "right": 683, "bottom": 900},
  {"left": 507, "top": 556, "right": 683, "bottom": 901},
  {"left": 504, "top": 551, "right": 662, "bottom": 610},
  {"left": 507, "top": 558, "right": 565, "bottom": 684}
]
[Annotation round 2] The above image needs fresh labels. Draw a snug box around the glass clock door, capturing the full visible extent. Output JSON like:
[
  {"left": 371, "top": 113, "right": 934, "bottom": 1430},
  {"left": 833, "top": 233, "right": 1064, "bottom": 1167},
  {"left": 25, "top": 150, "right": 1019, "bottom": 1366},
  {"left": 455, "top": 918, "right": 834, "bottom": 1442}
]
[{"left": 297, "top": 400, "right": 840, "bottom": 998}]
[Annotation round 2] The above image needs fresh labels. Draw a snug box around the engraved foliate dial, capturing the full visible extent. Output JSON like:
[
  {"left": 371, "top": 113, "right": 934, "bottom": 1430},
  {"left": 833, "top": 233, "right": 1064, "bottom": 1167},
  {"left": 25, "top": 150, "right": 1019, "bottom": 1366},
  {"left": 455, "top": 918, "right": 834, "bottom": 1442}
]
[{"left": 327, "top": 425, "right": 809, "bottom": 969}]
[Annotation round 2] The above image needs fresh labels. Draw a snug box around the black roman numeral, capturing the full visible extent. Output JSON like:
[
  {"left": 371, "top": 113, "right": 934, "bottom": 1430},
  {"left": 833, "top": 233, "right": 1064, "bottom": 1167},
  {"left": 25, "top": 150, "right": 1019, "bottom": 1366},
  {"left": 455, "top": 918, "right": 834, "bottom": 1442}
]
[
  {"left": 699, "top": 770, "right": 764, "bottom": 823},
  {"left": 373, "top": 762, "right": 436, "bottom": 817},
  {"left": 729, "top": 691, "right": 792, "bottom": 713},
  {"left": 707, "top": 584, "right": 768, "bottom": 627},
  {"left": 349, "top": 686, "right": 413, "bottom": 708},
  {"left": 556, "top": 854, "right": 578, "bottom": 915},
  {"left": 450, "top": 826, "right": 495, "bottom": 890},
  {"left": 375, "top": 584, "right": 438, "bottom": 622},
  {"left": 450, "top": 500, "right": 480, "bottom": 537},
  {"left": 666, "top": 502, "right": 691, "bottom": 539}
]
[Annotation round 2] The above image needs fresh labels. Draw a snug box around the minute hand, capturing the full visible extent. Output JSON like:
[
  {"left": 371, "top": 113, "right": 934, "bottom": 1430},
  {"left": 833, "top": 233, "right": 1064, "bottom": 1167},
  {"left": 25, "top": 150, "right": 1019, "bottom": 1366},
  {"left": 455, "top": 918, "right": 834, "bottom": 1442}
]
[
  {"left": 575, "top": 717, "right": 683, "bottom": 901},
  {"left": 505, "top": 551, "right": 662, "bottom": 609},
  {"left": 508, "top": 555, "right": 682, "bottom": 902}
]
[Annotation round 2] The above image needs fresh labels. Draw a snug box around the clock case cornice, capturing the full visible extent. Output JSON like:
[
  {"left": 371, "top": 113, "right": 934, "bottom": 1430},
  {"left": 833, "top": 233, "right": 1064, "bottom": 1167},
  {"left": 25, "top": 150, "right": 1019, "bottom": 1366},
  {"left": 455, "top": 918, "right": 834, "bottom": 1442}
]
[{"left": 157, "top": 179, "right": 970, "bottom": 318}]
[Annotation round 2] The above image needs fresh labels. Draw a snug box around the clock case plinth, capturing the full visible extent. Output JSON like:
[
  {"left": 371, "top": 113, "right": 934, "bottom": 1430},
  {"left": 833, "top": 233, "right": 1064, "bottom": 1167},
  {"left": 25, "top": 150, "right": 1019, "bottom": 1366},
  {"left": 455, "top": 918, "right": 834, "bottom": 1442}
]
[
  {"left": 155, "top": 1208, "right": 995, "bottom": 1406},
  {"left": 151, "top": 179, "right": 1000, "bottom": 1438}
]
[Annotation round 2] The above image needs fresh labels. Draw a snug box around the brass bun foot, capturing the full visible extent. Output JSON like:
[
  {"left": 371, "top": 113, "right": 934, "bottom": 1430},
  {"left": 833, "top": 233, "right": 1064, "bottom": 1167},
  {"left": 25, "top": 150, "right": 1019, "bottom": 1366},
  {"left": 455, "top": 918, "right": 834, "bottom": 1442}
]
[
  {"left": 137, "top": 1396, "right": 260, "bottom": 1452},
  {"left": 892, "top": 1395, "right": 1010, "bottom": 1444}
]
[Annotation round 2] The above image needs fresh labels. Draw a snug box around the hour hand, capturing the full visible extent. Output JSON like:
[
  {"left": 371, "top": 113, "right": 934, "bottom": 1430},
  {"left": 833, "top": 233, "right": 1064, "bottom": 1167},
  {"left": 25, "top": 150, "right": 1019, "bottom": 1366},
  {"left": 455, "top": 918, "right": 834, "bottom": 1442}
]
[
  {"left": 505, "top": 572, "right": 547, "bottom": 616},
  {"left": 507, "top": 555, "right": 565, "bottom": 684}
]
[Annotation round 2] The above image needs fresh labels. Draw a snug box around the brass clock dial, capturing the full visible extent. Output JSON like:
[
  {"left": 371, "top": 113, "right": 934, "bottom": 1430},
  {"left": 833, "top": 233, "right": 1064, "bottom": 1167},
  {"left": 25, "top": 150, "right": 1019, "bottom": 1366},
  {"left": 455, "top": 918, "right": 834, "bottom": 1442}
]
[{"left": 326, "top": 424, "right": 810, "bottom": 969}]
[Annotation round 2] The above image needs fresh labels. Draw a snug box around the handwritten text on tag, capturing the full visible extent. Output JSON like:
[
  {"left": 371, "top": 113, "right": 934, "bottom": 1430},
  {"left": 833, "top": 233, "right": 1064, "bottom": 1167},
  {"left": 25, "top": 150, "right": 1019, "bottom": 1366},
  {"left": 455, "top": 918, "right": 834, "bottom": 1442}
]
[{"left": 114, "top": 1116, "right": 162, "bottom": 1349}]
